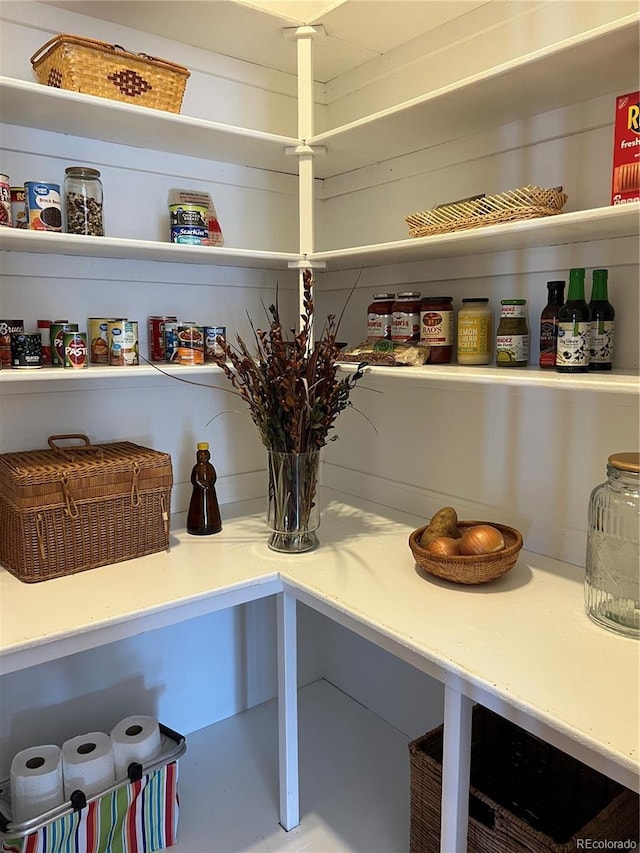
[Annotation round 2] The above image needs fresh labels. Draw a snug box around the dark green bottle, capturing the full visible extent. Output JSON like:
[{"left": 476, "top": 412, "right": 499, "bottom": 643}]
[
  {"left": 589, "top": 269, "right": 615, "bottom": 371},
  {"left": 556, "top": 268, "right": 591, "bottom": 373}
]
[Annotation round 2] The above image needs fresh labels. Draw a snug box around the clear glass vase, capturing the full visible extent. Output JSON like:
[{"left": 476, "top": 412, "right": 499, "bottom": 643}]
[{"left": 267, "top": 450, "right": 320, "bottom": 553}]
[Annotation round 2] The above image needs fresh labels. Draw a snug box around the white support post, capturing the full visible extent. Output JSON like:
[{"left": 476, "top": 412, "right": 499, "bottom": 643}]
[
  {"left": 277, "top": 590, "right": 299, "bottom": 831},
  {"left": 441, "top": 685, "right": 473, "bottom": 852}
]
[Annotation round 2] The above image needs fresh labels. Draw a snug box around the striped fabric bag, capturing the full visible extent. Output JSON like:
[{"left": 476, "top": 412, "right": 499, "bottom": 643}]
[{"left": 1, "top": 757, "right": 181, "bottom": 853}]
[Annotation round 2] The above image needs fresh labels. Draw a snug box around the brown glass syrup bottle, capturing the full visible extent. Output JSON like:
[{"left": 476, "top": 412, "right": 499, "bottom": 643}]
[
  {"left": 187, "top": 442, "right": 222, "bottom": 535},
  {"left": 538, "top": 280, "right": 565, "bottom": 368}
]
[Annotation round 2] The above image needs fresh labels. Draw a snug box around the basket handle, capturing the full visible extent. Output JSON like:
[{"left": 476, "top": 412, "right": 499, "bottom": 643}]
[
  {"left": 30, "top": 34, "right": 63, "bottom": 67},
  {"left": 48, "top": 434, "right": 104, "bottom": 460}
]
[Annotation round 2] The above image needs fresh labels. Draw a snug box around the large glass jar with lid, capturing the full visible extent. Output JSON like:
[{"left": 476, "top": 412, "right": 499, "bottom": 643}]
[
  {"left": 585, "top": 452, "right": 639, "bottom": 638},
  {"left": 64, "top": 166, "right": 104, "bottom": 236}
]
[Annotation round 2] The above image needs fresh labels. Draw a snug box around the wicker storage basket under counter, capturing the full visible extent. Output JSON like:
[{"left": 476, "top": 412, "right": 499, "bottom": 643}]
[
  {"left": 409, "top": 704, "right": 639, "bottom": 853},
  {"left": 0, "top": 434, "right": 172, "bottom": 583},
  {"left": 30, "top": 34, "right": 190, "bottom": 113}
]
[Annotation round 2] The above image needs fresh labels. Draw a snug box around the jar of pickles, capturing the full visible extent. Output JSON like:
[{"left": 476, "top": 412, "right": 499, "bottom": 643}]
[{"left": 64, "top": 166, "right": 104, "bottom": 236}]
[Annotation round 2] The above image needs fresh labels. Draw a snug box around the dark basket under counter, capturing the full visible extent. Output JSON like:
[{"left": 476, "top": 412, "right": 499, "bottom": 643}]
[{"left": 409, "top": 704, "right": 639, "bottom": 852}]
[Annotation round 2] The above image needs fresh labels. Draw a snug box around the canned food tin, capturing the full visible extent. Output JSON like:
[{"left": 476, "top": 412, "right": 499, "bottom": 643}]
[
  {"left": 170, "top": 225, "right": 209, "bottom": 245},
  {"left": 164, "top": 322, "right": 180, "bottom": 362},
  {"left": 88, "top": 317, "right": 113, "bottom": 364},
  {"left": 122, "top": 321, "right": 139, "bottom": 366},
  {"left": 37, "top": 319, "right": 52, "bottom": 365},
  {"left": 169, "top": 204, "right": 208, "bottom": 229},
  {"left": 50, "top": 322, "right": 78, "bottom": 366},
  {"left": 24, "top": 182, "right": 62, "bottom": 231},
  {"left": 0, "top": 175, "right": 11, "bottom": 227},
  {"left": 11, "top": 333, "right": 42, "bottom": 368},
  {"left": 203, "top": 325, "right": 226, "bottom": 361},
  {"left": 0, "top": 320, "right": 24, "bottom": 367},
  {"left": 148, "top": 315, "right": 178, "bottom": 362},
  {"left": 176, "top": 325, "right": 205, "bottom": 364},
  {"left": 63, "top": 331, "right": 88, "bottom": 368},
  {"left": 108, "top": 319, "right": 127, "bottom": 366},
  {"left": 10, "top": 187, "right": 27, "bottom": 229}
]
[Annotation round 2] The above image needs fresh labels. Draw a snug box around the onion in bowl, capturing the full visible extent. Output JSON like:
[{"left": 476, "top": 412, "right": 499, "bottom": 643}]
[{"left": 459, "top": 524, "right": 505, "bottom": 555}]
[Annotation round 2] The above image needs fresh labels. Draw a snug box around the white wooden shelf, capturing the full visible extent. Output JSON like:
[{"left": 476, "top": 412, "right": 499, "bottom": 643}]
[
  {"left": 174, "top": 679, "right": 410, "bottom": 852},
  {"left": 310, "top": 204, "right": 640, "bottom": 270},
  {"left": 0, "top": 228, "right": 299, "bottom": 269},
  {"left": 2, "top": 204, "right": 637, "bottom": 275},
  {"left": 342, "top": 364, "right": 640, "bottom": 396},
  {"left": 0, "top": 77, "right": 299, "bottom": 175},
  {"left": 311, "top": 16, "right": 640, "bottom": 178}
]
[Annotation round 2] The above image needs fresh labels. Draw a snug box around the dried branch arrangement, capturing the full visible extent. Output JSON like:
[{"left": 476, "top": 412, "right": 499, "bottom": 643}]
[{"left": 210, "top": 269, "right": 364, "bottom": 454}]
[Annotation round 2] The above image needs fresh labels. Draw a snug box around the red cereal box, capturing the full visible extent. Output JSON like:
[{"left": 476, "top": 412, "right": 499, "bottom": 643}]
[{"left": 611, "top": 91, "right": 640, "bottom": 205}]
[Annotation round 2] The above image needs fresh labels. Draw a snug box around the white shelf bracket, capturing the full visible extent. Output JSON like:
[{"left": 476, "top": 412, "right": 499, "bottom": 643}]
[
  {"left": 285, "top": 144, "right": 327, "bottom": 159},
  {"left": 287, "top": 258, "right": 327, "bottom": 270}
]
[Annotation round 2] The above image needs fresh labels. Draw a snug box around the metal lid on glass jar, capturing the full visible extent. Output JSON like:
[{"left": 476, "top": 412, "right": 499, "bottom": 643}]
[
  {"left": 608, "top": 452, "right": 640, "bottom": 473},
  {"left": 461, "top": 298, "right": 489, "bottom": 303},
  {"left": 373, "top": 293, "right": 395, "bottom": 300},
  {"left": 65, "top": 166, "right": 101, "bottom": 177},
  {"left": 397, "top": 291, "right": 420, "bottom": 298}
]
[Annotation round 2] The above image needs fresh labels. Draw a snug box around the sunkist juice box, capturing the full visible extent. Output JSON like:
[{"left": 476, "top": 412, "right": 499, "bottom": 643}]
[{"left": 611, "top": 90, "right": 640, "bottom": 205}]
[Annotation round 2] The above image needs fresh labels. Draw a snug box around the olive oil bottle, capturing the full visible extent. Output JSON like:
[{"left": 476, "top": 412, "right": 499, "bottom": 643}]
[
  {"left": 556, "top": 268, "right": 591, "bottom": 373},
  {"left": 589, "top": 269, "right": 615, "bottom": 371}
]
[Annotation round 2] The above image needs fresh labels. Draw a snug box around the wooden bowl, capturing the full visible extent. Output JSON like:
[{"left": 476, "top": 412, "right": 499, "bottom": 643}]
[{"left": 408, "top": 521, "right": 523, "bottom": 584}]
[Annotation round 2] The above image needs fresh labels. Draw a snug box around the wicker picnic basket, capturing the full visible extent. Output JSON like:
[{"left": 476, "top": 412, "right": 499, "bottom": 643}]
[
  {"left": 405, "top": 185, "right": 568, "bottom": 238},
  {"left": 409, "top": 704, "right": 639, "bottom": 852},
  {"left": 30, "top": 34, "right": 190, "bottom": 113},
  {"left": 0, "top": 434, "right": 172, "bottom": 583}
]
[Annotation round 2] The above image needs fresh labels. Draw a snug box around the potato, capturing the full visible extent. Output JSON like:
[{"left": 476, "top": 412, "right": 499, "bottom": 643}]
[{"left": 419, "top": 506, "right": 458, "bottom": 547}]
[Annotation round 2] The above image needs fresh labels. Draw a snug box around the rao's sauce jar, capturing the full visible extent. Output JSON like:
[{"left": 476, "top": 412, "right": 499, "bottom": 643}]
[
  {"left": 420, "top": 296, "right": 453, "bottom": 363},
  {"left": 391, "top": 292, "right": 421, "bottom": 342},
  {"left": 367, "top": 293, "right": 395, "bottom": 339}
]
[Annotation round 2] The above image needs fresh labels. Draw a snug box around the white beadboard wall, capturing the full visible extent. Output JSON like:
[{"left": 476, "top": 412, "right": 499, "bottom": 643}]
[{"left": 0, "top": 0, "right": 638, "bottom": 776}]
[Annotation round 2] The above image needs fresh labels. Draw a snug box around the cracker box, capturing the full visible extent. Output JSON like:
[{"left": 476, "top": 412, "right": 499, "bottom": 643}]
[{"left": 611, "top": 90, "right": 640, "bottom": 205}]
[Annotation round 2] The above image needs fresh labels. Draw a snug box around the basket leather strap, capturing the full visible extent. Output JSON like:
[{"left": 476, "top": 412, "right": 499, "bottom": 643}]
[
  {"left": 130, "top": 464, "right": 141, "bottom": 508},
  {"left": 36, "top": 513, "right": 46, "bottom": 561},
  {"left": 161, "top": 493, "right": 169, "bottom": 549},
  {"left": 61, "top": 474, "right": 79, "bottom": 519}
]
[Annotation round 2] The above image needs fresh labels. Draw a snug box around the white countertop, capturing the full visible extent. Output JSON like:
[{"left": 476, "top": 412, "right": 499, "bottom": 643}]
[{"left": 1, "top": 491, "right": 638, "bottom": 790}]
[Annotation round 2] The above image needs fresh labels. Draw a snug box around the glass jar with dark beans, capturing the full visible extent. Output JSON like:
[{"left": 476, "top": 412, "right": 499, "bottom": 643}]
[{"left": 64, "top": 166, "right": 104, "bottom": 236}]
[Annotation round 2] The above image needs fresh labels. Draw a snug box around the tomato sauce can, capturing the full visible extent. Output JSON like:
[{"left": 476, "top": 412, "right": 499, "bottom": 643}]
[
  {"left": 24, "top": 182, "right": 62, "bottom": 231},
  {"left": 63, "top": 331, "right": 88, "bottom": 368},
  {"left": 0, "top": 175, "right": 11, "bottom": 227},
  {"left": 203, "top": 325, "right": 226, "bottom": 361},
  {"left": 50, "top": 321, "right": 78, "bottom": 366},
  {"left": 148, "top": 315, "right": 178, "bottom": 362},
  {"left": 176, "top": 325, "right": 205, "bottom": 364}
]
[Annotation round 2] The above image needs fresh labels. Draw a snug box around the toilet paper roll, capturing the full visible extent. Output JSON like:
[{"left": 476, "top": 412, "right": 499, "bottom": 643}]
[
  {"left": 110, "top": 715, "right": 162, "bottom": 779},
  {"left": 10, "top": 744, "right": 64, "bottom": 824},
  {"left": 62, "top": 732, "right": 115, "bottom": 800}
]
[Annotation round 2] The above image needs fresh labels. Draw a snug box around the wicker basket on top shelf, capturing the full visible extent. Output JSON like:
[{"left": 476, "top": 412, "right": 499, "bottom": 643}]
[
  {"left": 30, "top": 34, "right": 190, "bottom": 113},
  {"left": 405, "top": 185, "right": 568, "bottom": 238}
]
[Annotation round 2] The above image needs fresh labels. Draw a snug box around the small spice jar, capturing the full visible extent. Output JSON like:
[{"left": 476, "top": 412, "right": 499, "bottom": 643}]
[
  {"left": 420, "top": 296, "right": 453, "bottom": 363},
  {"left": 64, "top": 166, "right": 104, "bottom": 236},
  {"left": 391, "top": 292, "right": 421, "bottom": 342},
  {"left": 457, "top": 298, "right": 493, "bottom": 364},
  {"left": 367, "top": 293, "right": 395, "bottom": 339},
  {"left": 585, "top": 452, "right": 639, "bottom": 638},
  {"left": 496, "top": 299, "right": 529, "bottom": 367}
]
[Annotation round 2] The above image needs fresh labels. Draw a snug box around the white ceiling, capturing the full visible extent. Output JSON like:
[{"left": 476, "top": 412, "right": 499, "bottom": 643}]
[{"left": 44, "top": 0, "right": 490, "bottom": 82}]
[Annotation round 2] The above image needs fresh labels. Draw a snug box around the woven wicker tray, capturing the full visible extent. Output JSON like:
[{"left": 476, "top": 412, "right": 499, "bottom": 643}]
[
  {"left": 405, "top": 185, "right": 568, "bottom": 238},
  {"left": 31, "top": 34, "right": 190, "bottom": 113}
]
